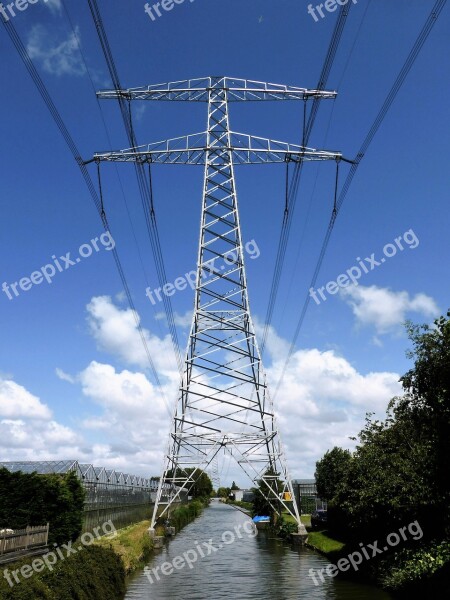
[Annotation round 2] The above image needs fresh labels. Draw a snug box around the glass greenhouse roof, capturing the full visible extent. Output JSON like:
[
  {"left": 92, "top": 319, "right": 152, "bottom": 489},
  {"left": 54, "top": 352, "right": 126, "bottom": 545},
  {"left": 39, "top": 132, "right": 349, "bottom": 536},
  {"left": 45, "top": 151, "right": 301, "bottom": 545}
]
[{"left": 0, "top": 460, "right": 153, "bottom": 490}]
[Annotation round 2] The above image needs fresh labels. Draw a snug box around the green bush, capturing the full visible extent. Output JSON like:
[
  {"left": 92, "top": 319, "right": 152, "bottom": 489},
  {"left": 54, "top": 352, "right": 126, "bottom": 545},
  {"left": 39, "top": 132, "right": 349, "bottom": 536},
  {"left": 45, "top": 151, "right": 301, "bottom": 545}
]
[
  {"left": 0, "top": 545, "right": 125, "bottom": 600},
  {"left": 379, "top": 540, "right": 450, "bottom": 592},
  {"left": 169, "top": 499, "right": 205, "bottom": 531},
  {"left": 0, "top": 469, "right": 85, "bottom": 545}
]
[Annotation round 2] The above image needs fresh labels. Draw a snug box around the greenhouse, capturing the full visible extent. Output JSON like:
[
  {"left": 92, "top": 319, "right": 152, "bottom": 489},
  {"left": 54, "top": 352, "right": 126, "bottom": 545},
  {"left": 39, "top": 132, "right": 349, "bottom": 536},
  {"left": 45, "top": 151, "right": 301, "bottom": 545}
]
[{"left": 0, "top": 460, "right": 183, "bottom": 532}]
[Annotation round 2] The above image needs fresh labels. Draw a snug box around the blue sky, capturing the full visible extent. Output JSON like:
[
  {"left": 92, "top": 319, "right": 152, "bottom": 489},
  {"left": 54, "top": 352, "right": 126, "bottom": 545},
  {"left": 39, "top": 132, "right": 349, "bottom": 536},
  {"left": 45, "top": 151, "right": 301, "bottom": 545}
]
[{"left": 0, "top": 0, "right": 448, "bottom": 482}]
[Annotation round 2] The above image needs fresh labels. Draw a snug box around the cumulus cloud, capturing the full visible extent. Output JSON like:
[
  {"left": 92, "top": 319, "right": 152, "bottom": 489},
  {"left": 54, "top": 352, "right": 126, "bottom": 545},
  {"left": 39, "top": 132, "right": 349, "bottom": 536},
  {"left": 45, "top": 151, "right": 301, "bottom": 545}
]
[
  {"left": 27, "top": 25, "right": 85, "bottom": 77},
  {"left": 0, "top": 379, "right": 52, "bottom": 419},
  {"left": 86, "top": 296, "right": 178, "bottom": 376},
  {"left": 0, "top": 377, "right": 82, "bottom": 462},
  {"left": 0, "top": 295, "right": 407, "bottom": 480},
  {"left": 261, "top": 326, "right": 402, "bottom": 476},
  {"left": 340, "top": 285, "right": 439, "bottom": 334}
]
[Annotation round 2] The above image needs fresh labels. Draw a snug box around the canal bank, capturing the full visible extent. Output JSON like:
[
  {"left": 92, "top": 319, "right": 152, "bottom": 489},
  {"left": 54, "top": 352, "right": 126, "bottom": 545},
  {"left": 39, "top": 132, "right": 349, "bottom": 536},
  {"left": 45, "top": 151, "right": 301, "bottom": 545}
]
[
  {"left": 94, "top": 499, "right": 207, "bottom": 575},
  {"left": 125, "top": 500, "right": 393, "bottom": 599}
]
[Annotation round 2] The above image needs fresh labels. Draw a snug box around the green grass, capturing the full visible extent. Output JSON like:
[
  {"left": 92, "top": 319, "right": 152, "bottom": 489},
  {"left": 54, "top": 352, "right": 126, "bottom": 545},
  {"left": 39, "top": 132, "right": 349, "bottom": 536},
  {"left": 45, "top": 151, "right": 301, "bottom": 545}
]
[
  {"left": 94, "top": 519, "right": 153, "bottom": 573},
  {"left": 281, "top": 511, "right": 311, "bottom": 528},
  {"left": 307, "top": 530, "right": 346, "bottom": 556},
  {"left": 227, "top": 500, "right": 253, "bottom": 511}
]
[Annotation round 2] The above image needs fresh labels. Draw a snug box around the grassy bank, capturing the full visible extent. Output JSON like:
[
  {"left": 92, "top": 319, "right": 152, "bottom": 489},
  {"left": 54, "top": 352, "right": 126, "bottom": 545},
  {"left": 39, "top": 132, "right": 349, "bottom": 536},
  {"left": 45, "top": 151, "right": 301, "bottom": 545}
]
[
  {"left": 226, "top": 500, "right": 253, "bottom": 512},
  {"left": 303, "top": 522, "right": 449, "bottom": 595},
  {"left": 307, "top": 529, "right": 346, "bottom": 556},
  {"left": 0, "top": 546, "right": 125, "bottom": 600},
  {"left": 94, "top": 519, "right": 154, "bottom": 574},
  {"left": 95, "top": 499, "right": 208, "bottom": 576}
]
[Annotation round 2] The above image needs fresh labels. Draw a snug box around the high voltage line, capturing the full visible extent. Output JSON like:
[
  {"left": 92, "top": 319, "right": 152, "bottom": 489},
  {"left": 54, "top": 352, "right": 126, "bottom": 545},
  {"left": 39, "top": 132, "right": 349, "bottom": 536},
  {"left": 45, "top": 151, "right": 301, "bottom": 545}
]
[
  {"left": 0, "top": 12, "right": 173, "bottom": 416},
  {"left": 274, "top": 0, "right": 448, "bottom": 397},
  {"left": 259, "top": 1, "right": 354, "bottom": 357},
  {"left": 87, "top": 0, "right": 184, "bottom": 376}
]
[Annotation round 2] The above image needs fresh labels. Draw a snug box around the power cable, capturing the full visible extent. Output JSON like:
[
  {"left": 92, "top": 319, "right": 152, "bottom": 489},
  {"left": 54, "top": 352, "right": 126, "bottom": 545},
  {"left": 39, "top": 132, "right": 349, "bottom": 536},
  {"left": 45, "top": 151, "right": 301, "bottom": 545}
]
[
  {"left": 0, "top": 14, "right": 172, "bottom": 415},
  {"left": 259, "top": 2, "right": 354, "bottom": 357},
  {"left": 274, "top": 0, "right": 448, "bottom": 397},
  {"left": 86, "top": 0, "right": 184, "bottom": 375}
]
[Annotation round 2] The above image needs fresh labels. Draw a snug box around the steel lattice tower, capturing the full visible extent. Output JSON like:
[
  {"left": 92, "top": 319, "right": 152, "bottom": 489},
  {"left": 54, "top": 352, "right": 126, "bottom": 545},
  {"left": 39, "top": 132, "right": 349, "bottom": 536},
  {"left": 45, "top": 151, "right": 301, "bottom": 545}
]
[{"left": 91, "top": 77, "right": 346, "bottom": 534}]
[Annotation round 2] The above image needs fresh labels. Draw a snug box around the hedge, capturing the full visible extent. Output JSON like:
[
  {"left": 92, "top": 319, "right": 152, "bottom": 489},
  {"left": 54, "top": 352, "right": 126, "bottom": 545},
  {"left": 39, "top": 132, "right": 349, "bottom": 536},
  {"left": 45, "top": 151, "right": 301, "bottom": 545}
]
[{"left": 0, "top": 546, "right": 125, "bottom": 600}]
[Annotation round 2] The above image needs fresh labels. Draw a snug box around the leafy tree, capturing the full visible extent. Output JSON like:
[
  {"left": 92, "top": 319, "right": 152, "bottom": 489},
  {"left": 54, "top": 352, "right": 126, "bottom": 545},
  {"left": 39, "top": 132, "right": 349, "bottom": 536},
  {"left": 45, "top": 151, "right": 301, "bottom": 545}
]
[
  {"left": 390, "top": 312, "right": 450, "bottom": 535},
  {"left": 316, "top": 312, "right": 450, "bottom": 541},
  {"left": 0, "top": 469, "right": 85, "bottom": 545},
  {"left": 251, "top": 467, "right": 283, "bottom": 522},
  {"left": 331, "top": 413, "right": 430, "bottom": 538},
  {"left": 217, "top": 487, "right": 230, "bottom": 498},
  {"left": 314, "top": 447, "right": 352, "bottom": 501},
  {"left": 166, "top": 468, "right": 212, "bottom": 499},
  {"left": 231, "top": 481, "right": 240, "bottom": 490},
  {"left": 184, "top": 468, "right": 213, "bottom": 499}
]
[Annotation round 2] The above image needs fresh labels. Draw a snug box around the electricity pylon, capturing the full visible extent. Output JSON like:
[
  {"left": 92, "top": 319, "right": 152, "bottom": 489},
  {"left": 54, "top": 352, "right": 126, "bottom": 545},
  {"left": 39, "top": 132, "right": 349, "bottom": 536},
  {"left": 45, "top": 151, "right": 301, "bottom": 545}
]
[{"left": 91, "top": 77, "right": 347, "bottom": 534}]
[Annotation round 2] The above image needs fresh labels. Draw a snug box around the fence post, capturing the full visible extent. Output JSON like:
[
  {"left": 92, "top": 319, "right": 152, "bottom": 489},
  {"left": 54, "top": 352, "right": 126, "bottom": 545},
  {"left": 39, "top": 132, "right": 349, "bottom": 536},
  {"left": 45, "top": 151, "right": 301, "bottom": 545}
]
[
  {"left": 25, "top": 526, "right": 30, "bottom": 550},
  {"left": 0, "top": 531, "right": 5, "bottom": 555},
  {"left": 45, "top": 523, "right": 49, "bottom": 546}
]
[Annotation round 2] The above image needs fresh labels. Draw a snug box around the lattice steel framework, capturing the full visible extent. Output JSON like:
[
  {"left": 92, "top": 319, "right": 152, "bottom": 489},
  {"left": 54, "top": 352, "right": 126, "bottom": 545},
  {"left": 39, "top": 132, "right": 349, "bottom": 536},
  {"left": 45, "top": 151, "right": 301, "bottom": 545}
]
[{"left": 90, "top": 77, "right": 348, "bottom": 533}]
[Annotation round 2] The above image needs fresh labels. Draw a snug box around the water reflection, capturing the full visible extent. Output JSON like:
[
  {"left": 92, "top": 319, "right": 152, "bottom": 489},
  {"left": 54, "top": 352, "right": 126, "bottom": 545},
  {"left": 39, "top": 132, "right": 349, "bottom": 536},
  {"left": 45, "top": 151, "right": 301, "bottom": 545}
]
[{"left": 126, "top": 502, "right": 393, "bottom": 600}]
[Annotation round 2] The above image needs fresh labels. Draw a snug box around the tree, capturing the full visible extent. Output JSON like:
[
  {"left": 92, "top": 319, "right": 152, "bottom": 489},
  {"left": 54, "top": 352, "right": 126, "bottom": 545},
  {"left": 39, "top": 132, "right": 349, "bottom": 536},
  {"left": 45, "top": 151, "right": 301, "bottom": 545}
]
[
  {"left": 217, "top": 487, "right": 230, "bottom": 498},
  {"left": 230, "top": 481, "right": 240, "bottom": 490},
  {"left": 184, "top": 468, "right": 213, "bottom": 499},
  {"left": 315, "top": 312, "right": 450, "bottom": 541},
  {"left": 314, "top": 447, "right": 352, "bottom": 502},
  {"left": 0, "top": 469, "right": 85, "bottom": 545},
  {"left": 331, "top": 413, "right": 430, "bottom": 538},
  {"left": 251, "top": 467, "right": 283, "bottom": 522},
  {"left": 390, "top": 312, "right": 450, "bottom": 535}
]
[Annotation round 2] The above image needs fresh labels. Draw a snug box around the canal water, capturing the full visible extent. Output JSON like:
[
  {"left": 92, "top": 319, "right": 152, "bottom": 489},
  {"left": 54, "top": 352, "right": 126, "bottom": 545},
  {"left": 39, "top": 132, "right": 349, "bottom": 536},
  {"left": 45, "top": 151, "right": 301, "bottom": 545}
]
[{"left": 125, "top": 501, "right": 393, "bottom": 599}]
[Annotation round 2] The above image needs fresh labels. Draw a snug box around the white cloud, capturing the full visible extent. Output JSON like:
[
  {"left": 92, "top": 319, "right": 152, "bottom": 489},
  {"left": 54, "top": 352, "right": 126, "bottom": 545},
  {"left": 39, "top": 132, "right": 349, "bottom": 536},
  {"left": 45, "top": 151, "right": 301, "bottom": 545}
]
[
  {"left": 55, "top": 368, "right": 75, "bottom": 384},
  {"left": 340, "top": 285, "right": 439, "bottom": 334},
  {"left": 79, "top": 361, "right": 168, "bottom": 420},
  {"left": 45, "top": 0, "right": 62, "bottom": 12},
  {"left": 27, "top": 25, "right": 85, "bottom": 77},
  {"left": 0, "top": 377, "right": 82, "bottom": 462},
  {"left": 86, "top": 296, "right": 178, "bottom": 376},
  {"left": 0, "top": 296, "right": 407, "bottom": 481},
  {"left": 0, "top": 379, "right": 52, "bottom": 419},
  {"left": 156, "top": 310, "right": 193, "bottom": 329},
  {"left": 259, "top": 326, "right": 402, "bottom": 477}
]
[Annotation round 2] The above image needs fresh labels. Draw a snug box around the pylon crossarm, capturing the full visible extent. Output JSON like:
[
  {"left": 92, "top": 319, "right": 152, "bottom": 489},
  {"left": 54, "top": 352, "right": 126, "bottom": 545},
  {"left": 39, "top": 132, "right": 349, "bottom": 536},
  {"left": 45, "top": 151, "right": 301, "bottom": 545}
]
[
  {"left": 97, "top": 76, "right": 337, "bottom": 102},
  {"left": 90, "top": 132, "right": 346, "bottom": 165}
]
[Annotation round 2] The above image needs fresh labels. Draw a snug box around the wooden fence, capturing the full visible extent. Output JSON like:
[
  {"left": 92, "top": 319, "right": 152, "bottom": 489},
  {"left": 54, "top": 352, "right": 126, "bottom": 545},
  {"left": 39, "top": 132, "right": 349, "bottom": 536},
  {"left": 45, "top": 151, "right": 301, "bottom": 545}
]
[{"left": 0, "top": 524, "right": 49, "bottom": 555}]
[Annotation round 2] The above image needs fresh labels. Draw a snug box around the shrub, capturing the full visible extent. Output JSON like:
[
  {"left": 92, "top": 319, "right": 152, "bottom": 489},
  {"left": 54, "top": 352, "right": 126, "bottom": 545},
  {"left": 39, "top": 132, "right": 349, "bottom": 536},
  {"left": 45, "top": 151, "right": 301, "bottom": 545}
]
[{"left": 0, "top": 546, "right": 125, "bottom": 600}]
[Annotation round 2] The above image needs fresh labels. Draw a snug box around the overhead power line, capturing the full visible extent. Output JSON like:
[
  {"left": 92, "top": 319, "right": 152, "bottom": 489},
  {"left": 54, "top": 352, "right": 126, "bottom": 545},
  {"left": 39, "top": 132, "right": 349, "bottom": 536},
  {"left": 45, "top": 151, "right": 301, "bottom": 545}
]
[
  {"left": 0, "top": 14, "right": 172, "bottom": 415},
  {"left": 86, "top": 0, "right": 184, "bottom": 376},
  {"left": 274, "top": 0, "right": 448, "bottom": 396},
  {"left": 260, "top": 2, "right": 353, "bottom": 356}
]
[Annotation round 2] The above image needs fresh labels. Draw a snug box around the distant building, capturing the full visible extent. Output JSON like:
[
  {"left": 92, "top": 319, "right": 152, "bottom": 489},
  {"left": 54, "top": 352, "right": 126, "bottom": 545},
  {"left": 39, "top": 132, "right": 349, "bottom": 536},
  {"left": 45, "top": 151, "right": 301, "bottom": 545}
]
[
  {"left": 230, "top": 489, "right": 254, "bottom": 502},
  {"left": 292, "top": 479, "right": 326, "bottom": 513},
  {"left": 242, "top": 490, "right": 255, "bottom": 503}
]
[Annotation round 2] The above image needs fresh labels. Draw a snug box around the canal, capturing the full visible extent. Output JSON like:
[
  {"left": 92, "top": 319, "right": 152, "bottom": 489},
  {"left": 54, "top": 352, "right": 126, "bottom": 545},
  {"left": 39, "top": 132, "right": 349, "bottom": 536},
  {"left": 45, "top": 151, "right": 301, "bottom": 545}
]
[{"left": 126, "top": 501, "right": 393, "bottom": 599}]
